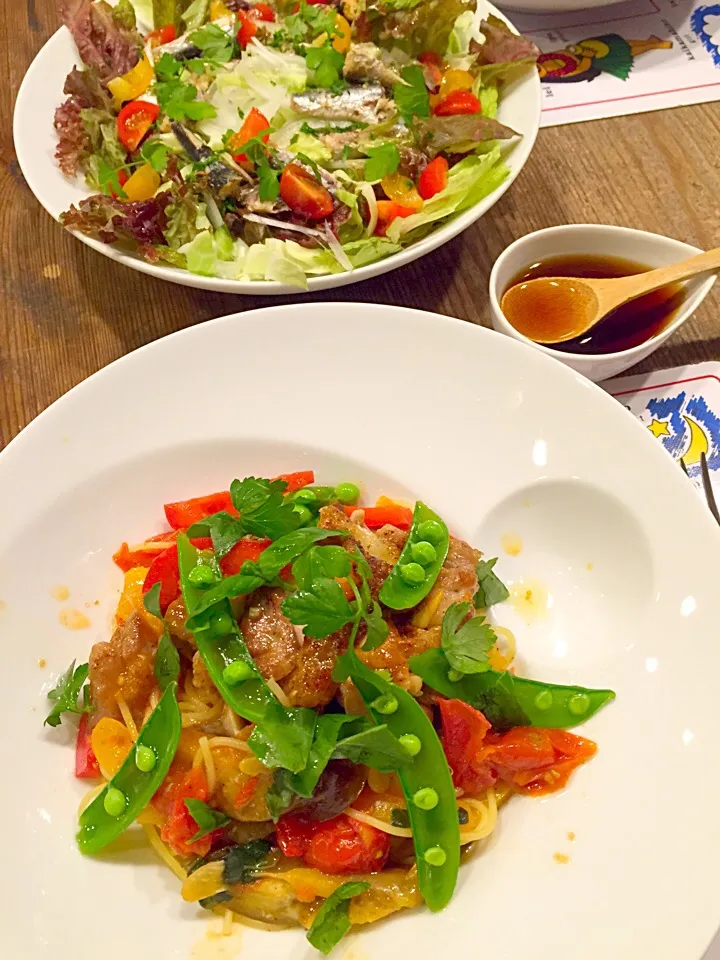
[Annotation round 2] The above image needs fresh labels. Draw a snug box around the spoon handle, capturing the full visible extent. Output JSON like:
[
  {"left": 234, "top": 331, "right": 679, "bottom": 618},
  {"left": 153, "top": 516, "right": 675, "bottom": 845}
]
[{"left": 613, "top": 247, "right": 720, "bottom": 299}]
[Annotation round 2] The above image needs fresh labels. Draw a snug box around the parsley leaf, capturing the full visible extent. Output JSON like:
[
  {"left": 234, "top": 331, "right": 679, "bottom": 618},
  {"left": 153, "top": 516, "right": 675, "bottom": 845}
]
[
  {"left": 474, "top": 558, "right": 510, "bottom": 608},
  {"left": 140, "top": 140, "right": 170, "bottom": 174},
  {"left": 186, "top": 58, "right": 207, "bottom": 75},
  {"left": 185, "top": 798, "right": 231, "bottom": 842},
  {"left": 154, "top": 52, "right": 183, "bottom": 80},
  {"left": 144, "top": 582, "right": 180, "bottom": 691},
  {"left": 242, "top": 137, "right": 281, "bottom": 202},
  {"left": 393, "top": 65, "right": 430, "bottom": 124},
  {"left": 95, "top": 157, "right": 127, "bottom": 198},
  {"left": 332, "top": 723, "right": 412, "bottom": 772},
  {"left": 282, "top": 577, "right": 355, "bottom": 639},
  {"left": 230, "top": 476, "right": 300, "bottom": 539},
  {"left": 292, "top": 545, "right": 352, "bottom": 590},
  {"left": 441, "top": 601, "right": 497, "bottom": 675},
  {"left": 257, "top": 529, "right": 346, "bottom": 582},
  {"left": 363, "top": 142, "right": 400, "bottom": 181},
  {"left": 188, "top": 510, "right": 247, "bottom": 558},
  {"left": 307, "top": 881, "right": 371, "bottom": 955},
  {"left": 223, "top": 839, "right": 272, "bottom": 885},
  {"left": 188, "top": 23, "right": 235, "bottom": 64},
  {"left": 248, "top": 701, "right": 317, "bottom": 772},
  {"left": 44, "top": 660, "right": 92, "bottom": 727},
  {"left": 305, "top": 43, "right": 345, "bottom": 89},
  {"left": 156, "top": 79, "right": 217, "bottom": 122}
]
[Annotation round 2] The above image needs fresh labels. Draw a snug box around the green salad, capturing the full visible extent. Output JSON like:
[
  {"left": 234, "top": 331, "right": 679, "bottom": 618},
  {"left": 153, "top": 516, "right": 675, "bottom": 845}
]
[{"left": 54, "top": 0, "right": 538, "bottom": 286}]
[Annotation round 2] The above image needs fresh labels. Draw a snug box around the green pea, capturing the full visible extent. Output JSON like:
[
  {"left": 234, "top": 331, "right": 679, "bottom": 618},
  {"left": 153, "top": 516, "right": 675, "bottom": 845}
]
[
  {"left": 399, "top": 734, "right": 422, "bottom": 757},
  {"left": 568, "top": 693, "right": 590, "bottom": 716},
  {"left": 335, "top": 482, "right": 360, "bottom": 505},
  {"left": 417, "top": 520, "right": 444, "bottom": 545},
  {"left": 209, "top": 609, "right": 233, "bottom": 637},
  {"left": 413, "top": 787, "right": 439, "bottom": 810},
  {"left": 293, "top": 504, "right": 312, "bottom": 525},
  {"left": 135, "top": 745, "right": 156, "bottom": 773},
  {"left": 293, "top": 488, "right": 317, "bottom": 505},
  {"left": 399, "top": 562, "right": 426, "bottom": 586},
  {"left": 372, "top": 693, "right": 398, "bottom": 715},
  {"left": 411, "top": 541, "right": 437, "bottom": 566},
  {"left": 534, "top": 690, "right": 553, "bottom": 711},
  {"left": 188, "top": 565, "right": 217, "bottom": 588},
  {"left": 424, "top": 846, "right": 447, "bottom": 866},
  {"left": 223, "top": 660, "right": 254, "bottom": 686},
  {"left": 104, "top": 787, "right": 127, "bottom": 818}
]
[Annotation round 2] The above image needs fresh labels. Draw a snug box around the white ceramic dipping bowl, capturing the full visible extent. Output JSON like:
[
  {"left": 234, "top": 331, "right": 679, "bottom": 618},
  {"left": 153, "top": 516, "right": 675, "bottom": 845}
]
[{"left": 489, "top": 224, "right": 716, "bottom": 382}]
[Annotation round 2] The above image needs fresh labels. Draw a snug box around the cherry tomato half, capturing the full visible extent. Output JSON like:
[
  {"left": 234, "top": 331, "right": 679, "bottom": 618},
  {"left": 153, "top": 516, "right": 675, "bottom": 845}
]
[
  {"left": 230, "top": 106, "right": 270, "bottom": 164},
  {"left": 417, "top": 156, "right": 449, "bottom": 200},
  {"left": 280, "top": 164, "right": 334, "bottom": 220},
  {"left": 116, "top": 100, "right": 160, "bottom": 152},
  {"left": 433, "top": 89, "right": 482, "bottom": 116},
  {"left": 147, "top": 23, "right": 177, "bottom": 46},
  {"left": 237, "top": 10, "right": 258, "bottom": 47}
]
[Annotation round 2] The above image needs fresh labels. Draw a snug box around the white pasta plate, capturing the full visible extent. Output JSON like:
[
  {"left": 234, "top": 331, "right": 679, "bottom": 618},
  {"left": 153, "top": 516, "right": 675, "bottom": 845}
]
[
  {"left": 13, "top": 2, "right": 540, "bottom": 294},
  {"left": 1, "top": 302, "right": 720, "bottom": 959}
]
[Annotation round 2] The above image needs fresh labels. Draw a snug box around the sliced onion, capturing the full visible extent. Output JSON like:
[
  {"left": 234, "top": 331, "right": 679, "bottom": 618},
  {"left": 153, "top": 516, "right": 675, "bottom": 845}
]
[
  {"left": 324, "top": 224, "right": 353, "bottom": 272},
  {"left": 243, "top": 213, "right": 325, "bottom": 237},
  {"left": 204, "top": 191, "right": 225, "bottom": 231},
  {"left": 359, "top": 182, "right": 378, "bottom": 236}
]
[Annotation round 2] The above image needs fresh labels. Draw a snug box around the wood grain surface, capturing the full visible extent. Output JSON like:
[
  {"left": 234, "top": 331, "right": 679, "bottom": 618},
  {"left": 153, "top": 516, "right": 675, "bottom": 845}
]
[{"left": 2, "top": 0, "right": 720, "bottom": 448}]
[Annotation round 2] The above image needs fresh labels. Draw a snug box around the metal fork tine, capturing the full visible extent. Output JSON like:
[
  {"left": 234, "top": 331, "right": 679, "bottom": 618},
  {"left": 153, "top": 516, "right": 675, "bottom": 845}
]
[{"left": 699, "top": 452, "right": 720, "bottom": 526}]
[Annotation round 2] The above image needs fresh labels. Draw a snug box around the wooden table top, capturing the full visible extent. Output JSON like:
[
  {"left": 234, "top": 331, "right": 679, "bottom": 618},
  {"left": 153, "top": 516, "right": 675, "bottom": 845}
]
[{"left": 2, "top": 0, "right": 720, "bottom": 448}]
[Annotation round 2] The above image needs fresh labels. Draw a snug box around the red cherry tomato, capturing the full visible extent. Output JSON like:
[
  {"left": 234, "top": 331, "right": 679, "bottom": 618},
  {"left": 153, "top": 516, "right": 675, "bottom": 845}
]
[
  {"left": 230, "top": 106, "right": 270, "bottom": 163},
  {"left": 417, "top": 156, "right": 449, "bottom": 200},
  {"left": 280, "top": 164, "right": 334, "bottom": 220},
  {"left": 160, "top": 767, "right": 218, "bottom": 857},
  {"left": 438, "top": 698, "right": 493, "bottom": 794},
  {"left": 116, "top": 100, "right": 160, "bottom": 152},
  {"left": 434, "top": 89, "right": 482, "bottom": 116},
  {"left": 251, "top": 2, "right": 275, "bottom": 20},
  {"left": 418, "top": 50, "right": 444, "bottom": 68},
  {"left": 147, "top": 23, "right": 177, "bottom": 46},
  {"left": 237, "top": 10, "right": 258, "bottom": 47},
  {"left": 276, "top": 814, "right": 390, "bottom": 874}
]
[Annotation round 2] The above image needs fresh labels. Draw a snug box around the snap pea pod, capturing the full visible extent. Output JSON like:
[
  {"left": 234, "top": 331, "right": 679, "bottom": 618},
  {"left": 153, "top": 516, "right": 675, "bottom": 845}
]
[
  {"left": 77, "top": 682, "right": 181, "bottom": 854},
  {"left": 334, "top": 649, "right": 459, "bottom": 912},
  {"left": 178, "top": 533, "right": 275, "bottom": 724},
  {"left": 410, "top": 649, "right": 616, "bottom": 731},
  {"left": 379, "top": 502, "right": 450, "bottom": 610}
]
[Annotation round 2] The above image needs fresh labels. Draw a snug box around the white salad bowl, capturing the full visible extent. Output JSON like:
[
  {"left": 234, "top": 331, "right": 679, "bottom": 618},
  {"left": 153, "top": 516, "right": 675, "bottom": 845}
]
[
  {"left": 12, "top": 3, "right": 541, "bottom": 294},
  {"left": 2, "top": 302, "right": 720, "bottom": 960}
]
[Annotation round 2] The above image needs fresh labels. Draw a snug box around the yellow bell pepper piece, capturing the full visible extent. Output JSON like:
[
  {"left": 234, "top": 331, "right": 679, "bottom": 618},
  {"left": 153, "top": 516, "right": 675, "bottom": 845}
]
[
  {"left": 380, "top": 173, "right": 424, "bottom": 212},
  {"left": 123, "top": 163, "right": 161, "bottom": 202},
  {"left": 210, "top": 0, "right": 231, "bottom": 18},
  {"left": 107, "top": 56, "right": 154, "bottom": 108},
  {"left": 333, "top": 13, "right": 351, "bottom": 54},
  {"left": 438, "top": 68, "right": 474, "bottom": 100}
]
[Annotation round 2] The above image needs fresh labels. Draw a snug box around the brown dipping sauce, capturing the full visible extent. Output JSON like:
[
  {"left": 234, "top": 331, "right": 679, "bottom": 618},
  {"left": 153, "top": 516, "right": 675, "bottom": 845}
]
[{"left": 503, "top": 254, "right": 686, "bottom": 355}]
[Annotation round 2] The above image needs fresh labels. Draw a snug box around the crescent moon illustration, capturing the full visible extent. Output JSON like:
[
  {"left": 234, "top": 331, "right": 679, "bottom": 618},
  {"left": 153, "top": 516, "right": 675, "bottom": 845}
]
[{"left": 681, "top": 414, "right": 709, "bottom": 466}]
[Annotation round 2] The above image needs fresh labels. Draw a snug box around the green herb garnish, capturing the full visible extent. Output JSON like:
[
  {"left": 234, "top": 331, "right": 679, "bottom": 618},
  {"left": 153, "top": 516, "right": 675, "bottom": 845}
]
[
  {"left": 44, "top": 660, "right": 92, "bottom": 728},
  {"left": 185, "top": 799, "right": 231, "bottom": 842},
  {"left": 441, "top": 601, "right": 497, "bottom": 676}
]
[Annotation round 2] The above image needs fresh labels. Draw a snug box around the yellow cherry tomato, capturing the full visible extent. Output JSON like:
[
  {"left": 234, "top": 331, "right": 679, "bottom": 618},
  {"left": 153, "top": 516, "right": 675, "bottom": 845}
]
[
  {"left": 107, "top": 56, "right": 154, "bottom": 108},
  {"left": 210, "top": 0, "right": 231, "bottom": 18},
  {"left": 438, "top": 68, "right": 474, "bottom": 100},
  {"left": 123, "top": 163, "right": 161, "bottom": 202},
  {"left": 91, "top": 717, "right": 134, "bottom": 778},
  {"left": 380, "top": 173, "right": 424, "bottom": 212},
  {"left": 333, "top": 14, "right": 351, "bottom": 54}
]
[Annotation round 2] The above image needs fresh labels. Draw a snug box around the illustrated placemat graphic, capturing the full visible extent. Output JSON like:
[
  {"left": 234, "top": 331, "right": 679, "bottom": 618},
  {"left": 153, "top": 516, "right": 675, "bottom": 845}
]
[
  {"left": 505, "top": 0, "right": 720, "bottom": 126},
  {"left": 601, "top": 362, "right": 720, "bottom": 500}
]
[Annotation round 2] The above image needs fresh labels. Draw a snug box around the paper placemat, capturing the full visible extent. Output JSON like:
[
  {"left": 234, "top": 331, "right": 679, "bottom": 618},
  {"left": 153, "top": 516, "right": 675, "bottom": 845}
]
[
  {"left": 505, "top": 0, "right": 720, "bottom": 126},
  {"left": 601, "top": 360, "right": 720, "bottom": 503}
]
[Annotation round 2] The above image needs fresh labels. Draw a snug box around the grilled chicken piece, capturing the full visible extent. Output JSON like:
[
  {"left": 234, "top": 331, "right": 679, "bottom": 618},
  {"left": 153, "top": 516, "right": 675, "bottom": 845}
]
[
  {"left": 88, "top": 612, "right": 158, "bottom": 721},
  {"left": 240, "top": 588, "right": 301, "bottom": 681}
]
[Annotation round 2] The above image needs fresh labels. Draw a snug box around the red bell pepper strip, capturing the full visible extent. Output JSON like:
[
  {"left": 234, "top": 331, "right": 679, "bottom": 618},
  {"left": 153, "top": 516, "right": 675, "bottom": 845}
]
[
  {"left": 342, "top": 503, "right": 413, "bottom": 530},
  {"left": 274, "top": 470, "right": 315, "bottom": 493},
  {"left": 160, "top": 767, "right": 217, "bottom": 857},
  {"left": 112, "top": 531, "right": 178, "bottom": 572},
  {"left": 220, "top": 537, "right": 272, "bottom": 576},
  {"left": 276, "top": 813, "right": 390, "bottom": 873},
  {"left": 147, "top": 23, "right": 177, "bottom": 45},
  {"left": 434, "top": 89, "right": 482, "bottom": 116},
  {"left": 237, "top": 10, "right": 257, "bottom": 47},
  {"left": 116, "top": 100, "right": 160, "bottom": 152},
  {"left": 418, "top": 156, "right": 449, "bottom": 200},
  {"left": 75, "top": 713, "right": 101, "bottom": 779},
  {"left": 164, "top": 491, "right": 236, "bottom": 530},
  {"left": 374, "top": 200, "right": 416, "bottom": 237},
  {"left": 143, "top": 537, "right": 212, "bottom": 611}
]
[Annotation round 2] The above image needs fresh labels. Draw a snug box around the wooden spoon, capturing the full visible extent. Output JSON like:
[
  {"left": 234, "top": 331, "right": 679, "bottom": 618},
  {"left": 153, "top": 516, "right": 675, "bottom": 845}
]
[{"left": 500, "top": 247, "right": 720, "bottom": 345}]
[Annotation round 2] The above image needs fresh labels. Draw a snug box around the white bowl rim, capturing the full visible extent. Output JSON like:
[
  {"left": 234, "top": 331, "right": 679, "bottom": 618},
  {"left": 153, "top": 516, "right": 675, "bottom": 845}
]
[
  {"left": 488, "top": 222, "right": 715, "bottom": 362},
  {"left": 13, "top": 6, "right": 541, "bottom": 296}
]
